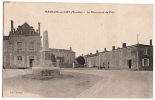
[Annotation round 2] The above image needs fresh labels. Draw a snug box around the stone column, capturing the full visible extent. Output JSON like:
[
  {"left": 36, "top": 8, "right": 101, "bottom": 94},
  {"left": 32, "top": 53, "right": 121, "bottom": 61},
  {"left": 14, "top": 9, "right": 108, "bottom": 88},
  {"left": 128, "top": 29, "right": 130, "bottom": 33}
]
[{"left": 43, "top": 30, "right": 49, "bottom": 51}]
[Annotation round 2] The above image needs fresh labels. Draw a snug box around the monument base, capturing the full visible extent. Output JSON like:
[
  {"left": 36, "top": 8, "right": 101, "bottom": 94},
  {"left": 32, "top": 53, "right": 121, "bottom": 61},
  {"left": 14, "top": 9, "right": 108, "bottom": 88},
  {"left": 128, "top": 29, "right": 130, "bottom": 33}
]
[{"left": 32, "top": 67, "right": 60, "bottom": 77}]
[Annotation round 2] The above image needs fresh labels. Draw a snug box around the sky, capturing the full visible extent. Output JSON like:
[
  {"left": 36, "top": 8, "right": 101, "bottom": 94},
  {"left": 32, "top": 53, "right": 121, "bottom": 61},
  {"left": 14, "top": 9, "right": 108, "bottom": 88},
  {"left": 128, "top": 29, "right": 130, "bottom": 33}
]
[{"left": 3, "top": 2, "right": 153, "bottom": 56}]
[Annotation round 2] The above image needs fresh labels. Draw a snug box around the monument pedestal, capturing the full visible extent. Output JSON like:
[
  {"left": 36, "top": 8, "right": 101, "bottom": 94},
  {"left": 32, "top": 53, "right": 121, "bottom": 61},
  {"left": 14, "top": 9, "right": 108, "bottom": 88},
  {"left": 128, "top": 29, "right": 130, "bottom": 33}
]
[{"left": 32, "top": 67, "right": 60, "bottom": 76}]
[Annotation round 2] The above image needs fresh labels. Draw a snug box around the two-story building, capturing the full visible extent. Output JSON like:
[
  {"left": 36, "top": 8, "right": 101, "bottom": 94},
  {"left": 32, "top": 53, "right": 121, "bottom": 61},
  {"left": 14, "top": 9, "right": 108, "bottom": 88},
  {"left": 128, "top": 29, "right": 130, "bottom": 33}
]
[
  {"left": 84, "top": 40, "right": 153, "bottom": 70},
  {"left": 3, "top": 20, "right": 42, "bottom": 68}
]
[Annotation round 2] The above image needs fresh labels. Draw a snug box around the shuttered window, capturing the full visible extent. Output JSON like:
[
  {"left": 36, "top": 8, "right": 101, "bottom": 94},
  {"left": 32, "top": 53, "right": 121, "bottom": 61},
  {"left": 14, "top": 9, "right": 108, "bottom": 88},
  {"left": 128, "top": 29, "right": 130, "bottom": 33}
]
[{"left": 142, "top": 58, "right": 149, "bottom": 66}]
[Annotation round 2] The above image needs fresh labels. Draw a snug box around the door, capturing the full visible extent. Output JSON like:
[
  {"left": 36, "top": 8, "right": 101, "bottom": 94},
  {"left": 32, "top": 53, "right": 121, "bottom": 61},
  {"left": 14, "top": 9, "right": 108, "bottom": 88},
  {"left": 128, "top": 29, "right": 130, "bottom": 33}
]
[
  {"left": 29, "top": 59, "right": 34, "bottom": 67},
  {"left": 128, "top": 60, "right": 132, "bottom": 69}
]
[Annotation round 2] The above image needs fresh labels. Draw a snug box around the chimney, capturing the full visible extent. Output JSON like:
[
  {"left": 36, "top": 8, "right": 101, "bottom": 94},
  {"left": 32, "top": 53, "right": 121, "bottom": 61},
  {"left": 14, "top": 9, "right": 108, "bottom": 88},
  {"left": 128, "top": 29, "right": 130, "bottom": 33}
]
[
  {"left": 122, "top": 43, "right": 126, "bottom": 48},
  {"left": 150, "top": 39, "right": 152, "bottom": 46},
  {"left": 38, "top": 22, "right": 40, "bottom": 35},
  {"left": 11, "top": 20, "right": 14, "bottom": 32},
  {"left": 70, "top": 47, "right": 72, "bottom": 51},
  {"left": 112, "top": 46, "right": 115, "bottom": 50},
  {"left": 104, "top": 48, "right": 107, "bottom": 52}
]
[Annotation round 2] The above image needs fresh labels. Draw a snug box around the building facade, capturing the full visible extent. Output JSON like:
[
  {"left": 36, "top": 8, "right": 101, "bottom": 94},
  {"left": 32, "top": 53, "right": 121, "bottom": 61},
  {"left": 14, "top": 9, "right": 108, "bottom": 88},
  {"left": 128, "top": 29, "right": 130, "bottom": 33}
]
[
  {"left": 84, "top": 41, "right": 153, "bottom": 70},
  {"left": 3, "top": 20, "right": 42, "bottom": 68},
  {"left": 50, "top": 47, "right": 76, "bottom": 67},
  {"left": 3, "top": 21, "right": 76, "bottom": 68}
]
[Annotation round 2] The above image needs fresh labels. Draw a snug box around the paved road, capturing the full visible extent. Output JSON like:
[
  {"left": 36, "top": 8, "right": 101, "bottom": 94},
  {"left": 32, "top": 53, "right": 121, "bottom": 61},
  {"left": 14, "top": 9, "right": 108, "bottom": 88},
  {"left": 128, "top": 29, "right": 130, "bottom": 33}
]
[
  {"left": 62, "top": 69, "right": 153, "bottom": 98},
  {"left": 3, "top": 68, "right": 153, "bottom": 98},
  {"left": 3, "top": 69, "right": 32, "bottom": 79}
]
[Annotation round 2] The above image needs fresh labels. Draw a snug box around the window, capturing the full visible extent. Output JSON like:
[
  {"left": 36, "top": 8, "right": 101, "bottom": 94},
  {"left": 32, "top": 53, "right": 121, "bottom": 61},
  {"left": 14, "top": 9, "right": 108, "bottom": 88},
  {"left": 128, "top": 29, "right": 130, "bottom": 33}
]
[
  {"left": 142, "top": 58, "right": 149, "bottom": 66},
  {"left": 17, "top": 42, "right": 22, "bottom": 50},
  {"left": 17, "top": 56, "right": 22, "bottom": 60},
  {"left": 17, "top": 56, "right": 22, "bottom": 65},
  {"left": 29, "top": 42, "right": 34, "bottom": 50},
  {"left": 144, "top": 47, "right": 148, "bottom": 55},
  {"left": 57, "top": 57, "right": 64, "bottom": 62},
  {"left": 51, "top": 54, "right": 56, "bottom": 62}
]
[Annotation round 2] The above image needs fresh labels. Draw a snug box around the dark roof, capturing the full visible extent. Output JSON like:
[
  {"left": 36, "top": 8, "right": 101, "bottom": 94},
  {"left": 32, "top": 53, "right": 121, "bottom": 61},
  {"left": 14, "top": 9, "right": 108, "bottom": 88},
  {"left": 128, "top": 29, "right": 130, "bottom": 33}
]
[
  {"left": 84, "top": 43, "right": 153, "bottom": 57},
  {"left": 135, "top": 44, "right": 153, "bottom": 47},
  {"left": 9, "top": 22, "right": 40, "bottom": 36},
  {"left": 3, "top": 36, "right": 9, "bottom": 40},
  {"left": 21, "top": 22, "right": 30, "bottom": 28},
  {"left": 49, "top": 48, "right": 75, "bottom": 53}
]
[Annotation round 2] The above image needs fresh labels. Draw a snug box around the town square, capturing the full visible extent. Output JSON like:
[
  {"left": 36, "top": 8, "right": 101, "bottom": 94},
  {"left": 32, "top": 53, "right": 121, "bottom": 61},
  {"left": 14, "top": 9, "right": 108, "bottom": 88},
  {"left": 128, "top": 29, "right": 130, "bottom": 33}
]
[{"left": 2, "top": 2, "right": 153, "bottom": 98}]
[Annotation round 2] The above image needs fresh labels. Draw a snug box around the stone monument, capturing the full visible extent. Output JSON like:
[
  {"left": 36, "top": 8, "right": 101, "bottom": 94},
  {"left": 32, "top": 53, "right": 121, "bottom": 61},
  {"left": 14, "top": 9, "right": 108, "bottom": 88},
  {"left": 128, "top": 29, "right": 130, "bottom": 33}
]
[
  {"left": 41, "top": 30, "right": 53, "bottom": 67},
  {"left": 32, "top": 30, "right": 60, "bottom": 77}
]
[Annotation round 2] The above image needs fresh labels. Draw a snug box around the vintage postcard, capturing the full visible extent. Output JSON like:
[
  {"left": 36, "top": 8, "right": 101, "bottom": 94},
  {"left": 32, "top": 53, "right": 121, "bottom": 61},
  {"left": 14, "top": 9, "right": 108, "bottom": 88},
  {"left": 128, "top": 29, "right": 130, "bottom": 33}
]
[{"left": 3, "top": 2, "right": 153, "bottom": 98}]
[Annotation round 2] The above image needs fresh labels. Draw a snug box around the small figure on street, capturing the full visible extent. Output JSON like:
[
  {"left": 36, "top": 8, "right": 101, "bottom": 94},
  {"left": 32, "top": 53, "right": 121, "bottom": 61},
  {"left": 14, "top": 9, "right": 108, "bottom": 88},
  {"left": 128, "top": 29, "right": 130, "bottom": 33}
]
[
  {"left": 72, "top": 62, "right": 75, "bottom": 69},
  {"left": 108, "top": 62, "right": 109, "bottom": 69}
]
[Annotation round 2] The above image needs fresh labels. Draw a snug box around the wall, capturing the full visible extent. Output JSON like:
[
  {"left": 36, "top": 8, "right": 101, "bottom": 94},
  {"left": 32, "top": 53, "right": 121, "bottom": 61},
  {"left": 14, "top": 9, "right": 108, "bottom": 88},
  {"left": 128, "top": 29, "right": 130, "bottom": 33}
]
[
  {"left": 3, "top": 35, "right": 42, "bottom": 68},
  {"left": 84, "top": 44, "right": 153, "bottom": 70},
  {"left": 50, "top": 49, "right": 76, "bottom": 66},
  {"left": 84, "top": 46, "right": 138, "bottom": 70}
]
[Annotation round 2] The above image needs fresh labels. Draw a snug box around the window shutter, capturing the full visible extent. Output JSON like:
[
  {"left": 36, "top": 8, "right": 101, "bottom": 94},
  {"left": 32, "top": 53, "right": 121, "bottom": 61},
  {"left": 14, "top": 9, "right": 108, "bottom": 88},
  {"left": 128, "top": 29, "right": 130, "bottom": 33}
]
[
  {"left": 142, "top": 59, "right": 144, "bottom": 66},
  {"left": 147, "top": 59, "right": 149, "bottom": 66}
]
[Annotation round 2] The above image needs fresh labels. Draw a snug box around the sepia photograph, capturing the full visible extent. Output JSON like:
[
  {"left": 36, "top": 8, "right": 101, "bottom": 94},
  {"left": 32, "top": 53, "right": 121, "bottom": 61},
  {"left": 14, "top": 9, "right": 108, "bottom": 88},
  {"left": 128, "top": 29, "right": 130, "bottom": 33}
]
[{"left": 2, "top": 2, "right": 153, "bottom": 98}]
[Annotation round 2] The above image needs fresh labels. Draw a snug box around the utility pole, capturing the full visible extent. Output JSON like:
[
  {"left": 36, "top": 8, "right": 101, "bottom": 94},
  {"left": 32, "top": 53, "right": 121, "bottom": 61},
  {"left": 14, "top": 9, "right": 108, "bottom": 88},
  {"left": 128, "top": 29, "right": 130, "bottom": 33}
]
[
  {"left": 98, "top": 54, "right": 100, "bottom": 70},
  {"left": 136, "top": 33, "right": 139, "bottom": 70}
]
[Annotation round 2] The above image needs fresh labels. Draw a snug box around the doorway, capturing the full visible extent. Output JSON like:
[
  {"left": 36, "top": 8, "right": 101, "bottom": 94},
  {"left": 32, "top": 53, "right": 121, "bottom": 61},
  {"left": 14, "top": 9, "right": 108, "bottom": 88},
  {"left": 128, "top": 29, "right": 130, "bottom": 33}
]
[
  {"left": 128, "top": 60, "right": 132, "bottom": 69},
  {"left": 29, "top": 59, "right": 34, "bottom": 67}
]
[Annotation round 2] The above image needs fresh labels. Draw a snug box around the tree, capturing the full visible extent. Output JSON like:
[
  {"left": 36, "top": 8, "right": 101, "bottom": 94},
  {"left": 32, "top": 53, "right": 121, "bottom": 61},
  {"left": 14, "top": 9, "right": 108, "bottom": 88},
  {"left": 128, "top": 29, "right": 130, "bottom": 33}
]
[{"left": 76, "top": 56, "right": 85, "bottom": 65}]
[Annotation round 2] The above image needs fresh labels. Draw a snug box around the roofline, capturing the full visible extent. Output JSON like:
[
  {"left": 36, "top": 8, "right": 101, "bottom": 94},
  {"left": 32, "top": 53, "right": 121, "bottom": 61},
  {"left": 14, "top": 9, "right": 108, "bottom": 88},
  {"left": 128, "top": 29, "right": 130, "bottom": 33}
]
[
  {"left": 49, "top": 48, "right": 75, "bottom": 53},
  {"left": 84, "top": 43, "right": 153, "bottom": 57}
]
